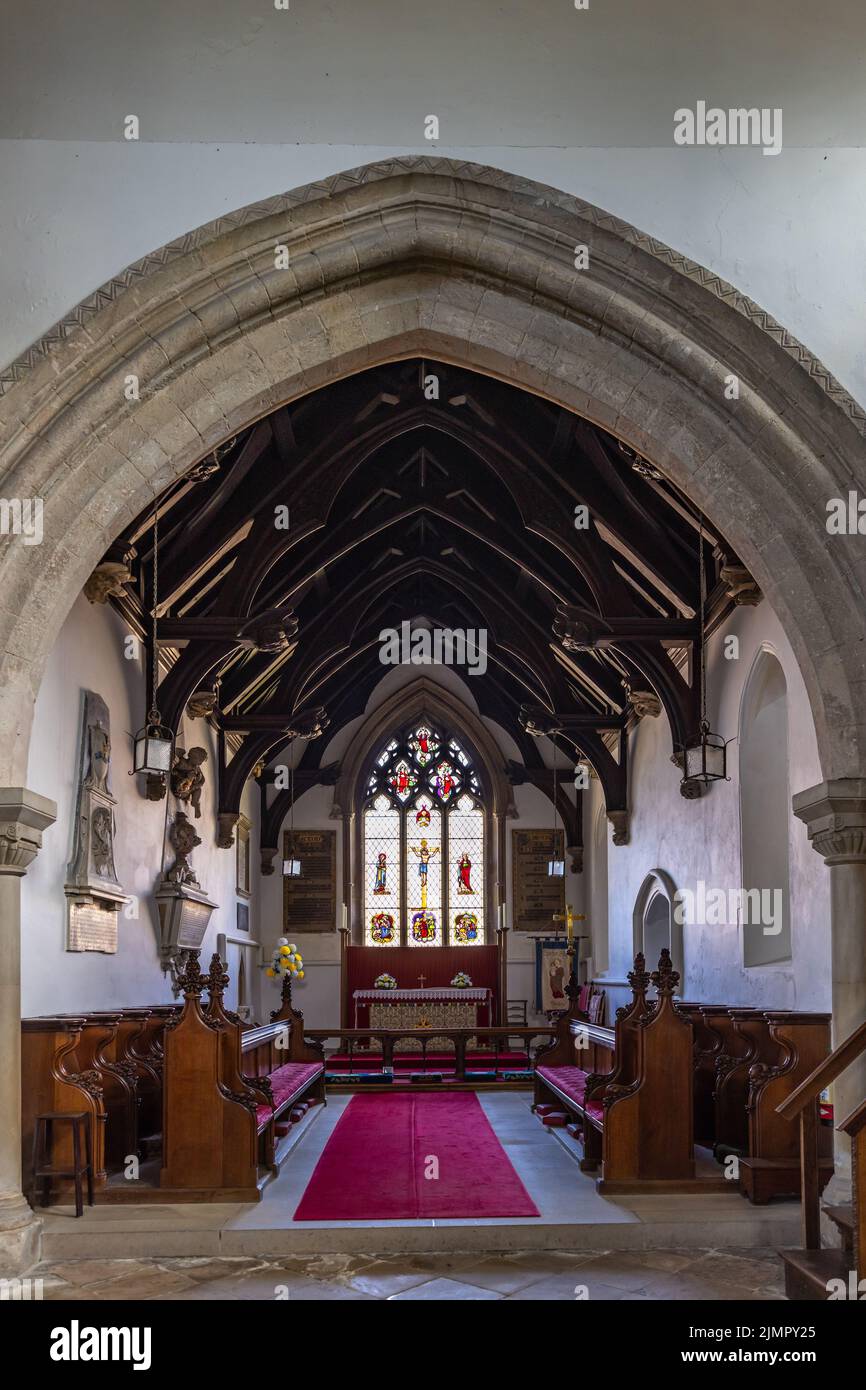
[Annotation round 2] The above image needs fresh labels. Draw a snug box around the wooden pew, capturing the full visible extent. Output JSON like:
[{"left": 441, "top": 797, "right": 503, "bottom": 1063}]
[
  {"left": 211, "top": 957, "right": 325, "bottom": 1171},
  {"left": 160, "top": 953, "right": 324, "bottom": 1199},
  {"left": 534, "top": 950, "right": 695, "bottom": 1189},
  {"left": 57, "top": 1014, "right": 138, "bottom": 1170},
  {"left": 739, "top": 1011, "right": 834, "bottom": 1202},
  {"left": 713, "top": 1008, "right": 772, "bottom": 1159},
  {"left": 677, "top": 1003, "right": 729, "bottom": 1147},
  {"left": 21, "top": 1017, "right": 108, "bottom": 1201},
  {"left": 161, "top": 952, "right": 262, "bottom": 1198}
]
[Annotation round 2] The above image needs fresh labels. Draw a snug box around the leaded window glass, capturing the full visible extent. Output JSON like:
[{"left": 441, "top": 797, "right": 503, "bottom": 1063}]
[{"left": 362, "top": 721, "right": 486, "bottom": 946}]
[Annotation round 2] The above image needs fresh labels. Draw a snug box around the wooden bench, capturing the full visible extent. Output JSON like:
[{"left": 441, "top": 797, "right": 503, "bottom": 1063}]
[
  {"left": 739, "top": 1011, "right": 834, "bottom": 1202},
  {"left": 21, "top": 1017, "right": 108, "bottom": 1202},
  {"left": 21, "top": 1005, "right": 179, "bottom": 1198},
  {"left": 160, "top": 953, "right": 324, "bottom": 1199},
  {"left": 534, "top": 950, "right": 695, "bottom": 1190}
]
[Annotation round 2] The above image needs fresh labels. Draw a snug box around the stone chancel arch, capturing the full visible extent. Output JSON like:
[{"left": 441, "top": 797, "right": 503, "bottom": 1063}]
[
  {"left": 3, "top": 157, "right": 866, "bottom": 1267},
  {"left": 1, "top": 158, "right": 865, "bottom": 786}
]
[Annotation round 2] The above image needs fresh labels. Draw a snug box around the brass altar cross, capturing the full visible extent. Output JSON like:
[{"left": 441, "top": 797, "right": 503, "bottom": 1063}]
[
  {"left": 552, "top": 904, "right": 585, "bottom": 943},
  {"left": 418, "top": 973, "right": 427, "bottom": 988}
]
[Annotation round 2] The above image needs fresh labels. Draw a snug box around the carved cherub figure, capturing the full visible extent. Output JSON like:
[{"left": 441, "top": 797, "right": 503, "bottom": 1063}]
[{"left": 170, "top": 746, "right": 207, "bottom": 818}]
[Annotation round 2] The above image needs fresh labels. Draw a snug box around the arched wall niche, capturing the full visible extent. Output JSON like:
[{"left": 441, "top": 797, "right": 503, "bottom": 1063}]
[
  {"left": 739, "top": 645, "right": 792, "bottom": 968},
  {"left": 632, "top": 869, "right": 683, "bottom": 983},
  {"left": 0, "top": 158, "right": 865, "bottom": 794}
]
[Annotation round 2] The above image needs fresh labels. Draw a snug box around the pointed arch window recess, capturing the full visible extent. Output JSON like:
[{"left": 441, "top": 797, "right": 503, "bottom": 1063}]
[{"left": 363, "top": 722, "right": 485, "bottom": 947}]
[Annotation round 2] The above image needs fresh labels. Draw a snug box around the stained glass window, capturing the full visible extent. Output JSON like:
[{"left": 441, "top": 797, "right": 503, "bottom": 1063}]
[{"left": 362, "top": 721, "right": 485, "bottom": 945}]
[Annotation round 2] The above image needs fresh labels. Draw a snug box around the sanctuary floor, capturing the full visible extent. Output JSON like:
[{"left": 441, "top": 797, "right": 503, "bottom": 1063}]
[{"left": 38, "top": 1093, "right": 801, "bottom": 1263}]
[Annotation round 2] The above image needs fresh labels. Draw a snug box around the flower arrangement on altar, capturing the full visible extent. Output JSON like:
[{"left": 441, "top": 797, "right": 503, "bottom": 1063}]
[
  {"left": 451, "top": 971, "right": 473, "bottom": 988},
  {"left": 266, "top": 937, "right": 304, "bottom": 981},
  {"left": 374, "top": 972, "right": 397, "bottom": 989}
]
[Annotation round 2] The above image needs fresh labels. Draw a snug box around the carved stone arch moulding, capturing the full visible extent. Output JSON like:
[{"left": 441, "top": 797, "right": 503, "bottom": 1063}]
[
  {"left": 335, "top": 676, "right": 513, "bottom": 941},
  {"left": 1, "top": 157, "right": 865, "bottom": 791},
  {"left": 632, "top": 868, "right": 684, "bottom": 984}
]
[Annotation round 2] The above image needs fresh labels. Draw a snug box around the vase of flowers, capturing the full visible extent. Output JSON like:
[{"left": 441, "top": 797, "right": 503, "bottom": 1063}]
[
  {"left": 266, "top": 937, "right": 304, "bottom": 983},
  {"left": 451, "top": 971, "right": 472, "bottom": 988},
  {"left": 374, "top": 972, "right": 397, "bottom": 989}
]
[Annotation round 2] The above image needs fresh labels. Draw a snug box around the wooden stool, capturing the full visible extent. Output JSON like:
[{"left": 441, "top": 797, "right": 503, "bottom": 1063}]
[{"left": 32, "top": 1112, "right": 94, "bottom": 1217}]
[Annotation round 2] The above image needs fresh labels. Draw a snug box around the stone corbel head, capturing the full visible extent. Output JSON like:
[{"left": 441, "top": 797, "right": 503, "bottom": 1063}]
[
  {"left": 216, "top": 812, "right": 239, "bottom": 849},
  {"left": 720, "top": 563, "right": 762, "bottom": 607},
  {"left": 289, "top": 705, "right": 329, "bottom": 740},
  {"left": 518, "top": 704, "right": 560, "bottom": 738},
  {"left": 607, "top": 810, "right": 629, "bottom": 846},
  {"left": 553, "top": 604, "right": 610, "bottom": 652},
  {"left": 624, "top": 683, "right": 662, "bottom": 719},
  {"left": 238, "top": 608, "right": 299, "bottom": 654}
]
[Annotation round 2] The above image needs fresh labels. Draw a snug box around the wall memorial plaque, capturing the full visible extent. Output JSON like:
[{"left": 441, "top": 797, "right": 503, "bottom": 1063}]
[
  {"left": 282, "top": 829, "right": 337, "bottom": 932},
  {"left": 511, "top": 829, "right": 565, "bottom": 932}
]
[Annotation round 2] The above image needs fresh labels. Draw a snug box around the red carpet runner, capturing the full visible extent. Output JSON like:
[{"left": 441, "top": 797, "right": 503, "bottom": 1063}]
[{"left": 293, "top": 1092, "right": 540, "bottom": 1220}]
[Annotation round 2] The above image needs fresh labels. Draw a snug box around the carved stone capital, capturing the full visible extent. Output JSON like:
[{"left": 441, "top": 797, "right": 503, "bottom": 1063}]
[
  {"left": 793, "top": 779, "right": 866, "bottom": 865},
  {"left": 567, "top": 844, "right": 584, "bottom": 874},
  {"left": 260, "top": 846, "right": 278, "bottom": 876},
  {"left": 0, "top": 787, "right": 57, "bottom": 875},
  {"left": 608, "top": 809, "right": 629, "bottom": 846}
]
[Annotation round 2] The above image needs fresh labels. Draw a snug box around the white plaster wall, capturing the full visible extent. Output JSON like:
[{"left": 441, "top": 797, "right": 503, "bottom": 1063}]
[
  {"left": 22, "top": 596, "right": 261, "bottom": 1016},
  {"left": 587, "top": 601, "right": 830, "bottom": 1016},
  {"left": 2, "top": 1, "right": 866, "bottom": 406}
]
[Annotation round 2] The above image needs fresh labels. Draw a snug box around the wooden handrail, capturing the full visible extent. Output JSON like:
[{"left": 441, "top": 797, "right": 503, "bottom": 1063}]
[
  {"left": 838, "top": 1096, "right": 866, "bottom": 1138},
  {"left": 776, "top": 1016, "right": 866, "bottom": 1120}
]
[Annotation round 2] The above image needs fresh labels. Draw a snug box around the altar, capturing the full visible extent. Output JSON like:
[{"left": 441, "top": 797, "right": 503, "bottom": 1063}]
[{"left": 353, "top": 986, "right": 493, "bottom": 1031}]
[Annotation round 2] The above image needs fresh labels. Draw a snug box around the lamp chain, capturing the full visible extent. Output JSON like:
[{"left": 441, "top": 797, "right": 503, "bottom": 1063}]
[
  {"left": 698, "top": 514, "right": 707, "bottom": 727},
  {"left": 149, "top": 504, "right": 160, "bottom": 724}
]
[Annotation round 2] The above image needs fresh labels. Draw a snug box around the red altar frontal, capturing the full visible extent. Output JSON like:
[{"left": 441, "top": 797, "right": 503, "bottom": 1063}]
[{"left": 343, "top": 945, "right": 502, "bottom": 1027}]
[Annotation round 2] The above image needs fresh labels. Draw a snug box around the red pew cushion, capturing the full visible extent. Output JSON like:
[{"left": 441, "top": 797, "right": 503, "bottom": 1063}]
[{"left": 536, "top": 1064, "right": 589, "bottom": 1108}]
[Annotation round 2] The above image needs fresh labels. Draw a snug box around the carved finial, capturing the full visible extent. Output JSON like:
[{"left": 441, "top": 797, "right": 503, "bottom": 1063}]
[
  {"left": 178, "top": 949, "right": 205, "bottom": 998},
  {"left": 206, "top": 951, "right": 230, "bottom": 999},
  {"left": 627, "top": 951, "right": 651, "bottom": 994},
  {"left": 652, "top": 947, "right": 680, "bottom": 996}
]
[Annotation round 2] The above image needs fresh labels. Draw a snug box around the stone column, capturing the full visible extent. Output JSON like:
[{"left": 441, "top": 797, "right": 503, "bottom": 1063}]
[
  {"left": 793, "top": 778, "right": 866, "bottom": 1188},
  {"left": 0, "top": 788, "right": 56, "bottom": 1273}
]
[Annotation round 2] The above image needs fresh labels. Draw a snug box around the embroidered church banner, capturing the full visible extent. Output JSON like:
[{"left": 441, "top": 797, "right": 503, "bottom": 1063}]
[
  {"left": 535, "top": 937, "right": 570, "bottom": 1013},
  {"left": 512, "top": 829, "right": 565, "bottom": 931},
  {"left": 282, "top": 829, "right": 337, "bottom": 932}
]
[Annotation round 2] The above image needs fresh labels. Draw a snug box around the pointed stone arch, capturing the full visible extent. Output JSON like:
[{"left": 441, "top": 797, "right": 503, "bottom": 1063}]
[
  {"left": 0, "top": 156, "right": 864, "bottom": 789},
  {"left": 3, "top": 156, "right": 866, "bottom": 1263}
]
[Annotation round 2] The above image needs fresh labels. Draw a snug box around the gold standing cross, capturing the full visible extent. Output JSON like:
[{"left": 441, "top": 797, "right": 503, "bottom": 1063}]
[
  {"left": 552, "top": 904, "right": 586, "bottom": 945},
  {"left": 418, "top": 973, "right": 427, "bottom": 988}
]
